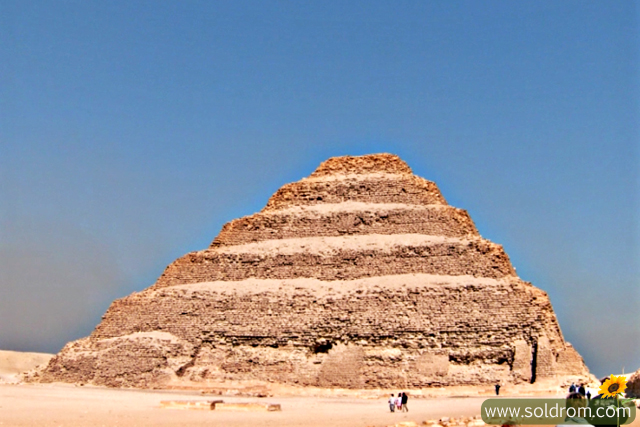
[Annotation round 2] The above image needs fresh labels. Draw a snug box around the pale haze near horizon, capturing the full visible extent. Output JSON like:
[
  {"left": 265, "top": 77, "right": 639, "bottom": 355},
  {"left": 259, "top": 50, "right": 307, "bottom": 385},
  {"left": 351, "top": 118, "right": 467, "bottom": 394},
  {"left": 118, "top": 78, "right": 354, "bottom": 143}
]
[{"left": 1, "top": 1, "right": 638, "bottom": 378}]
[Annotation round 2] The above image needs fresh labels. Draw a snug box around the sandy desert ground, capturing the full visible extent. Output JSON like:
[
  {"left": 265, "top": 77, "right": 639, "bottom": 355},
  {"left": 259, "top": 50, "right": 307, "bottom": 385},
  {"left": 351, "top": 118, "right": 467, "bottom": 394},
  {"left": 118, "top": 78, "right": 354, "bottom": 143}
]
[
  {"left": 0, "top": 382, "right": 486, "bottom": 427},
  {"left": 0, "top": 350, "right": 489, "bottom": 426},
  {"left": 3, "top": 382, "right": 638, "bottom": 427},
  {"left": 1, "top": 350, "right": 636, "bottom": 427},
  {"left": 0, "top": 384, "right": 640, "bottom": 427}
]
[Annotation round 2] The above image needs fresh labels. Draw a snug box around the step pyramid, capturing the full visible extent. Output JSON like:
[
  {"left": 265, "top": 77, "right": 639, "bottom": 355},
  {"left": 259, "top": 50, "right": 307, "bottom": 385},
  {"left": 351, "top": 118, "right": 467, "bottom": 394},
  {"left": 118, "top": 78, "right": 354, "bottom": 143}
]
[{"left": 34, "top": 154, "right": 591, "bottom": 388}]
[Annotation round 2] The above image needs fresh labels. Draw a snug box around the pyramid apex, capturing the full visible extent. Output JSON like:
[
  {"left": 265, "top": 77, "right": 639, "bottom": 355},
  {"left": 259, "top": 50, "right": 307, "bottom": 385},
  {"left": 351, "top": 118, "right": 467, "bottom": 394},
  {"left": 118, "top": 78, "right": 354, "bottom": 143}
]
[{"left": 309, "top": 153, "right": 413, "bottom": 178}]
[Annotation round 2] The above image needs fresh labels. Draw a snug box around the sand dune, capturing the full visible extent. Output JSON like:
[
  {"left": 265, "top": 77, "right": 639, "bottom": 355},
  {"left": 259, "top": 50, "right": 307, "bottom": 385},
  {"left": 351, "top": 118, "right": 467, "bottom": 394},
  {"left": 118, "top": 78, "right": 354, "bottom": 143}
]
[{"left": 0, "top": 350, "right": 53, "bottom": 383}]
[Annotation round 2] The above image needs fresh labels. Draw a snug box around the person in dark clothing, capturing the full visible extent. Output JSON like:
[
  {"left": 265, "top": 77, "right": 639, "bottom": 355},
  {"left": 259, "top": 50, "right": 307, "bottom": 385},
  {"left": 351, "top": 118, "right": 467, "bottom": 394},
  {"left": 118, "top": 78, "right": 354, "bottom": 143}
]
[
  {"left": 495, "top": 384, "right": 501, "bottom": 396},
  {"left": 569, "top": 383, "right": 576, "bottom": 393},
  {"left": 578, "top": 384, "right": 586, "bottom": 396},
  {"left": 586, "top": 391, "right": 591, "bottom": 400},
  {"left": 401, "top": 392, "right": 408, "bottom": 412}
]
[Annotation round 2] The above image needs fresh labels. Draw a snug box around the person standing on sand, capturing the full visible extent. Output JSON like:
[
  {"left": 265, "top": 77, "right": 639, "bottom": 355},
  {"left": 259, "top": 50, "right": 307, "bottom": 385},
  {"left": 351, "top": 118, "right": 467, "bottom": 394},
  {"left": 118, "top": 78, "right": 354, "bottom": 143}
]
[
  {"left": 396, "top": 393, "right": 402, "bottom": 412},
  {"left": 388, "top": 394, "right": 396, "bottom": 412},
  {"left": 495, "top": 383, "right": 501, "bottom": 396},
  {"left": 401, "top": 392, "right": 408, "bottom": 412}
]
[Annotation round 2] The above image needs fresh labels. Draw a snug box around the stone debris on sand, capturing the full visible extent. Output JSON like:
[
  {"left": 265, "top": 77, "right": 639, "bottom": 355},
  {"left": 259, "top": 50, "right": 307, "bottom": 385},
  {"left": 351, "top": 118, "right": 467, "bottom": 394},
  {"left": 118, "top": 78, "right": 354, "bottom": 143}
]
[
  {"left": 380, "top": 415, "right": 486, "bottom": 427},
  {"left": 159, "top": 399, "right": 280, "bottom": 411},
  {"left": 160, "top": 400, "right": 222, "bottom": 410},
  {"left": 215, "top": 402, "right": 282, "bottom": 411},
  {"left": 30, "top": 153, "right": 594, "bottom": 389}
]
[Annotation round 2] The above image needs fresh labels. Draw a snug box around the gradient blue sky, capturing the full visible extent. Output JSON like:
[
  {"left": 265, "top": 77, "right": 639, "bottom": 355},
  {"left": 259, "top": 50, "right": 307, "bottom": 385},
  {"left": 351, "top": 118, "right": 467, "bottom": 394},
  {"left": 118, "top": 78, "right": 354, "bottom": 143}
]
[{"left": 1, "top": 1, "right": 638, "bottom": 377}]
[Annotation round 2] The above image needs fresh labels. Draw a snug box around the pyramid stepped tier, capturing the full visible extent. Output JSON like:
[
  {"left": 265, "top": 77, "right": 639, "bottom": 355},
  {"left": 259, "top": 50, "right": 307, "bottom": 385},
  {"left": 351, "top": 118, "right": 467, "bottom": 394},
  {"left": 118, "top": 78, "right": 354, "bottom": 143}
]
[
  {"left": 156, "top": 235, "right": 514, "bottom": 288},
  {"left": 81, "top": 276, "right": 564, "bottom": 387},
  {"left": 307, "top": 154, "right": 415, "bottom": 177},
  {"left": 263, "top": 174, "right": 446, "bottom": 211},
  {"left": 263, "top": 154, "right": 447, "bottom": 211},
  {"left": 211, "top": 203, "right": 479, "bottom": 247},
  {"left": 93, "top": 275, "right": 559, "bottom": 347},
  {"left": 33, "top": 153, "right": 593, "bottom": 389}
]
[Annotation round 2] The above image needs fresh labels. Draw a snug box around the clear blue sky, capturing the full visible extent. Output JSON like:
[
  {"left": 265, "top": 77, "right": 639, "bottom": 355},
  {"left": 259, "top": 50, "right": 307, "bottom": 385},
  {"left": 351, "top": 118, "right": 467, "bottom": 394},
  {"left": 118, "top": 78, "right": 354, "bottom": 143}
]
[{"left": 1, "top": 1, "right": 638, "bottom": 377}]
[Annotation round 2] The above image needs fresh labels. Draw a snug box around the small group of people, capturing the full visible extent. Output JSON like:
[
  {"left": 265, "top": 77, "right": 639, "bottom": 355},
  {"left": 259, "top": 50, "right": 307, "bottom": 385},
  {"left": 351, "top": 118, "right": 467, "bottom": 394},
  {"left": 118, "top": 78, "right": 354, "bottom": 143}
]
[
  {"left": 569, "top": 382, "right": 591, "bottom": 399},
  {"left": 388, "top": 392, "right": 409, "bottom": 412}
]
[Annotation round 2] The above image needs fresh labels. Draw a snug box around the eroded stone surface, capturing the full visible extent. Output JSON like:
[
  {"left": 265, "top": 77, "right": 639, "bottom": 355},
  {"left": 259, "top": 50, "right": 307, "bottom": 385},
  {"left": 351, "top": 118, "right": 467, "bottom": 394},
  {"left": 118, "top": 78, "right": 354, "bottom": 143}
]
[
  {"left": 626, "top": 369, "right": 640, "bottom": 398},
  {"left": 33, "top": 153, "right": 592, "bottom": 388}
]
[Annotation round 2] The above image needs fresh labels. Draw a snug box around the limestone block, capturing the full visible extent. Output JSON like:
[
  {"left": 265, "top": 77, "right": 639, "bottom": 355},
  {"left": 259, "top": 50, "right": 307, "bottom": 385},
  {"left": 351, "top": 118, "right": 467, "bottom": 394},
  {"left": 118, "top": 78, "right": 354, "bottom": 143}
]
[
  {"left": 511, "top": 340, "right": 532, "bottom": 382},
  {"left": 318, "top": 344, "right": 365, "bottom": 388},
  {"left": 534, "top": 336, "right": 556, "bottom": 378},
  {"left": 414, "top": 353, "right": 449, "bottom": 377}
]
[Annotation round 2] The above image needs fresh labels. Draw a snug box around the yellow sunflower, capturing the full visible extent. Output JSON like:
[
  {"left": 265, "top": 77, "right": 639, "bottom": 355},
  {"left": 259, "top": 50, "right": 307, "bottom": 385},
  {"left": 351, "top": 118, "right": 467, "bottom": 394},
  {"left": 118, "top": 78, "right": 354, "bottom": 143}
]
[{"left": 599, "top": 375, "right": 627, "bottom": 398}]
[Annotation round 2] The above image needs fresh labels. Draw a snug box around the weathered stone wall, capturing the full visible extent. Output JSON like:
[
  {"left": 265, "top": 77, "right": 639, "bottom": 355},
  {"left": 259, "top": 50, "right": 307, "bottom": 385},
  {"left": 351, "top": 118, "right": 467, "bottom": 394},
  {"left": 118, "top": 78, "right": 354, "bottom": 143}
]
[{"left": 38, "top": 333, "right": 195, "bottom": 388}]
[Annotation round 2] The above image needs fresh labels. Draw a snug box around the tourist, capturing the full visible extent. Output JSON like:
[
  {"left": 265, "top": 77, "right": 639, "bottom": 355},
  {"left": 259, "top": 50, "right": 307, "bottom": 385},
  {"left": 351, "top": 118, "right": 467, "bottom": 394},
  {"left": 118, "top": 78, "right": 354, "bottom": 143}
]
[
  {"left": 569, "top": 382, "right": 576, "bottom": 393},
  {"left": 388, "top": 394, "right": 396, "bottom": 412},
  {"left": 495, "top": 383, "right": 501, "bottom": 396},
  {"left": 401, "top": 392, "right": 408, "bottom": 412},
  {"left": 564, "top": 392, "right": 589, "bottom": 425},
  {"left": 396, "top": 393, "right": 402, "bottom": 412},
  {"left": 578, "top": 384, "right": 586, "bottom": 396},
  {"left": 586, "top": 390, "right": 591, "bottom": 400}
]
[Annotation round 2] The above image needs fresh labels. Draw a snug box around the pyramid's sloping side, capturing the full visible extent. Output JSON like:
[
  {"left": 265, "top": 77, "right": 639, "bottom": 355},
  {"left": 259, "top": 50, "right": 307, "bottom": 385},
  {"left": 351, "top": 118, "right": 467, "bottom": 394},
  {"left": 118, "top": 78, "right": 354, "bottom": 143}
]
[{"left": 34, "top": 154, "right": 592, "bottom": 388}]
